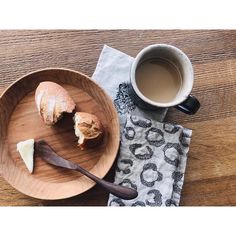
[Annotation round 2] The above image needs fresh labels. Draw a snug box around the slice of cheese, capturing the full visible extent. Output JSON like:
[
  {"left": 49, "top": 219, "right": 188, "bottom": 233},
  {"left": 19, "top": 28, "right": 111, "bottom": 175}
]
[{"left": 16, "top": 139, "right": 35, "bottom": 174}]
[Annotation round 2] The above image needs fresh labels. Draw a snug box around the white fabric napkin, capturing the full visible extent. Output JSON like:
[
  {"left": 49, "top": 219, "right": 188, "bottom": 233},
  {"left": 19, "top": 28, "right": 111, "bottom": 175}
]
[{"left": 91, "top": 45, "right": 191, "bottom": 206}]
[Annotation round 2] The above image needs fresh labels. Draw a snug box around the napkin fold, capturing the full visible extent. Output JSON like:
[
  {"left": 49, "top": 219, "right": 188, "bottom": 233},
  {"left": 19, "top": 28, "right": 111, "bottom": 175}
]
[{"left": 91, "top": 45, "right": 191, "bottom": 206}]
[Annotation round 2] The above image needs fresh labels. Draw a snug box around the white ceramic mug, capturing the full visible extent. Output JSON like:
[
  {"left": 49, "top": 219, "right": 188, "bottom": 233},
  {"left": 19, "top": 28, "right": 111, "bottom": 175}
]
[{"left": 130, "top": 44, "right": 200, "bottom": 114}]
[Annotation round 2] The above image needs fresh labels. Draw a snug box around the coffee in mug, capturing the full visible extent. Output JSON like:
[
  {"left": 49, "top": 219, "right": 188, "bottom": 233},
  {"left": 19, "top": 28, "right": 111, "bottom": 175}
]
[
  {"left": 130, "top": 44, "right": 200, "bottom": 115},
  {"left": 136, "top": 58, "right": 182, "bottom": 103}
]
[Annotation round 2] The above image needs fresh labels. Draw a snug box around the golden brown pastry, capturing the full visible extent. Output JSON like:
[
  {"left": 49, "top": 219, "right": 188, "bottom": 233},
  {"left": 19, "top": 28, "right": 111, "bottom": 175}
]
[
  {"left": 74, "top": 112, "right": 104, "bottom": 150},
  {"left": 35, "top": 81, "right": 76, "bottom": 125}
]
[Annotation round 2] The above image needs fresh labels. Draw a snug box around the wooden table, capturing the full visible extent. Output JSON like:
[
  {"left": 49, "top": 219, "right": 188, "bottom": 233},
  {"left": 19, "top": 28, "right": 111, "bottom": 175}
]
[{"left": 0, "top": 30, "right": 235, "bottom": 206}]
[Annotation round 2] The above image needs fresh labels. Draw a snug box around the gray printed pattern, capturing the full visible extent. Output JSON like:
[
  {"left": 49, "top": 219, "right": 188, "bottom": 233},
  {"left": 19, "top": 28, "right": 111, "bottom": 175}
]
[
  {"left": 114, "top": 83, "right": 136, "bottom": 115},
  {"left": 108, "top": 115, "right": 192, "bottom": 207}
]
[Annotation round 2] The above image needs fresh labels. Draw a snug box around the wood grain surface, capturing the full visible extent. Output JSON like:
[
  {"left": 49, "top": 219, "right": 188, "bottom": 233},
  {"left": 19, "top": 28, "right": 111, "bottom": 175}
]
[{"left": 0, "top": 30, "right": 236, "bottom": 206}]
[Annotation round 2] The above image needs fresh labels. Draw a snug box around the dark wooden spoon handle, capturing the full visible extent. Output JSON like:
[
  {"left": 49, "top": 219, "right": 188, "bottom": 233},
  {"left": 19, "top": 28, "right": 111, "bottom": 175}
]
[
  {"left": 35, "top": 140, "right": 138, "bottom": 200},
  {"left": 74, "top": 164, "right": 138, "bottom": 200}
]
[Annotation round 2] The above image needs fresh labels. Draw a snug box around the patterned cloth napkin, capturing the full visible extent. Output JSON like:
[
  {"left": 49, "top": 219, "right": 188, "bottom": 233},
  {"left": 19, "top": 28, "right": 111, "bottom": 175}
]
[
  {"left": 108, "top": 115, "right": 191, "bottom": 206},
  {"left": 91, "top": 45, "right": 192, "bottom": 206}
]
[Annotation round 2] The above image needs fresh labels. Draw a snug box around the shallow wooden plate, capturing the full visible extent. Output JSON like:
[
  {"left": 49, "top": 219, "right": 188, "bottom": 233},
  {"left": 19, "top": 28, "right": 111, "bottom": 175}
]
[{"left": 0, "top": 68, "right": 120, "bottom": 200}]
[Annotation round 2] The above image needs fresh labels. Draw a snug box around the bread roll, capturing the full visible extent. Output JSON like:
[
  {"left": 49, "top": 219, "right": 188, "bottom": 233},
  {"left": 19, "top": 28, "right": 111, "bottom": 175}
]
[
  {"left": 74, "top": 112, "right": 104, "bottom": 150},
  {"left": 35, "top": 81, "right": 76, "bottom": 125}
]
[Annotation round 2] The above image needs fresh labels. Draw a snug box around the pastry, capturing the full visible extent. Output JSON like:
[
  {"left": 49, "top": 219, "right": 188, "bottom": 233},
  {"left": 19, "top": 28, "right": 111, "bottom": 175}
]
[
  {"left": 74, "top": 112, "right": 104, "bottom": 150},
  {"left": 35, "top": 81, "right": 76, "bottom": 125}
]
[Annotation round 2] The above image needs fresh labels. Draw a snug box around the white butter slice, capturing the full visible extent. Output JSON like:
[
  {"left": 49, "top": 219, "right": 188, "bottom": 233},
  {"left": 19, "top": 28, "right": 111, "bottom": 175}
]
[{"left": 16, "top": 139, "right": 35, "bottom": 174}]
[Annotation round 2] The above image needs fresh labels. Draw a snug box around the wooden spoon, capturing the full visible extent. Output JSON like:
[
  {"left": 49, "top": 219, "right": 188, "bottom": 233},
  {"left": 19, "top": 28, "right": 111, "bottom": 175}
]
[{"left": 35, "top": 140, "right": 138, "bottom": 200}]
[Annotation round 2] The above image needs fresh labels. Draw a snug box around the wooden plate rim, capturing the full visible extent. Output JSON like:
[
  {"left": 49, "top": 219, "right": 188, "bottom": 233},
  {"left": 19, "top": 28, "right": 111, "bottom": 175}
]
[{"left": 0, "top": 67, "right": 120, "bottom": 200}]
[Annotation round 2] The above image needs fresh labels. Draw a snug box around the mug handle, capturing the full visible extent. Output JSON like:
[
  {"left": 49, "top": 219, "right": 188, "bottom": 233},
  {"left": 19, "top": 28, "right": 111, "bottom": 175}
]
[{"left": 175, "top": 95, "right": 200, "bottom": 115}]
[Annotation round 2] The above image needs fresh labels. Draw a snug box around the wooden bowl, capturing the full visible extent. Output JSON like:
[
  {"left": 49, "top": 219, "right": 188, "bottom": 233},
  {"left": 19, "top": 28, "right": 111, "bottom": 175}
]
[{"left": 0, "top": 68, "right": 120, "bottom": 200}]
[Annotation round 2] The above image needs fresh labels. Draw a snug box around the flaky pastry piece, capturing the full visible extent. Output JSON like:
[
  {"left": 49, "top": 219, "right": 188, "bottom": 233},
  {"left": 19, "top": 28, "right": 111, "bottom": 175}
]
[
  {"left": 35, "top": 81, "right": 76, "bottom": 125},
  {"left": 74, "top": 112, "right": 104, "bottom": 150}
]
